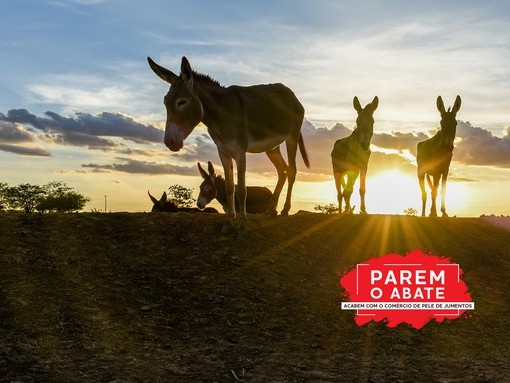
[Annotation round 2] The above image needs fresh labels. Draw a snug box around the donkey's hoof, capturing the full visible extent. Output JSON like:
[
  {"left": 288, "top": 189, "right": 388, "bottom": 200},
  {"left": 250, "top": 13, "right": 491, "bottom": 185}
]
[
  {"left": 360, "top": 210, "right": 368, "bottom": 215},
  {"left": 280, "top": 210, "right": 289, "bottom": 217}
]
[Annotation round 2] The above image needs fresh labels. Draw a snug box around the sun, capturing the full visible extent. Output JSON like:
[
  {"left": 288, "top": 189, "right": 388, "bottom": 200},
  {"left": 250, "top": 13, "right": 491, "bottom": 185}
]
[
  {"left": 368, "top": 171, "right": 472, "bottom": 215},
  {"left": 303, "top": 170, "right": 471, "bottom": 216}
]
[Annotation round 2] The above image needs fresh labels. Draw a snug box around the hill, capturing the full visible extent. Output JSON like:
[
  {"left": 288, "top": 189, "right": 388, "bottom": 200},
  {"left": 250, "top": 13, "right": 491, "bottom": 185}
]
[{"left": 0, "top": 212, "right": 509, "bottom": 382}]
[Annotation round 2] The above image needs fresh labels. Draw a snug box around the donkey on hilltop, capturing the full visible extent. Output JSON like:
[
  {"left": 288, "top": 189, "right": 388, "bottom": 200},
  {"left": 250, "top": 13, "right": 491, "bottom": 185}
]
[
  {"left": 148, "top": 56, "right": 309, "bottom": 232},
  {"left": 197, "top": 161, "right": 272, "bottom": 214},
  {"left": 331, "top": 96, "right": 379, "bottom": 214},
  {"left": 417, "top": 95, "right": 461, "bottom": 217}
]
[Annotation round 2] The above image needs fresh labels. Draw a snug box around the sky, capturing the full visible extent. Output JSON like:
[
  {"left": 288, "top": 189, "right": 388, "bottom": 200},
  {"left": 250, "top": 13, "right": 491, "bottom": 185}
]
[{"left": 1, "top": 0, "right": 509, "bottom": 215}]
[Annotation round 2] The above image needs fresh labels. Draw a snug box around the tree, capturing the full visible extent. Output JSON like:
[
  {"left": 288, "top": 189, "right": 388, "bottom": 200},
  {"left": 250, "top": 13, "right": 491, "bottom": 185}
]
[
  {"left": 37, "top": 181, "right": 90, "bottom": 212},
  {"left": 0, "top": 182, "right": 8, "bottom": 210},
  {"left": 5, "top": 183, "right": 46, "bottom": 213},
  {"left": 1, "top": 181, "right": 89, "bottom": 213},
  {"left": 167, "top": 184, "right": 194, "bottom": 208},
  {"left": 314, "top": 203, "right": 339, "bottom": 214}
]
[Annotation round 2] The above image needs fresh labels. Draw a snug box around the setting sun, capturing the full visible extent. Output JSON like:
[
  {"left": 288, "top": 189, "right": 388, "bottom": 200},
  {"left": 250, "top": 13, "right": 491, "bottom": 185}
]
[{"left": 304, "top": 171, "right": 471, "bottom": 216}]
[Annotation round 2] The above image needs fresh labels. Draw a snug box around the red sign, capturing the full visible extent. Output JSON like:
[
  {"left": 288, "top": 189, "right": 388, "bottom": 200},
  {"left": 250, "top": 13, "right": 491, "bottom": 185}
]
[{"left": 340, "top": 250, "right": 474, "bottom": 329}]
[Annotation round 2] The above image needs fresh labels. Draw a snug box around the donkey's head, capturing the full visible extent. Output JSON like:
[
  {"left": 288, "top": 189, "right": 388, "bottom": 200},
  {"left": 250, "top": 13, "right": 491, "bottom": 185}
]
[
  {"left": 148, "top": 56, "right": 204, "bottom": 152},
  {"left": 148, "top": 190, "right": 178, "bottom": 212},
  {"left": 437, "top": 95, "right": 461, "bottom": 145},
  {"left": 197, "top": 161, "right": 218, "bottom": 210},
  {"left": 353, "top": 96, "right": 379, "bottom": 151}
]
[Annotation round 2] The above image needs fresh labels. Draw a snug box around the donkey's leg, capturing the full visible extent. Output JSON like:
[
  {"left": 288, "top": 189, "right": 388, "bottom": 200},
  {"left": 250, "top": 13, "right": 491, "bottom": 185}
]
[
  {"left": 440, "top": 173, "right": 449, "bottom": 217},
  {"left": 344, "top": 172, "right": 357, "bottom": 214},
  {"left": 281, "top": 138, "right": 299, "bottom": 216},
  {"left": 235, "top": 153, "right": 248, "bottom": 230},
  {"left": 418, "top": 173, "right": 427, "bottom": 217},
  {"left": 219, "top": 153, "right": 236, "bottom": 232},
  {"left": 265, "top": 147, "right": 288, "bottom": 217},
  {"left": 359, "top": 169, "right": 368, "bottom": 214},
  {"left": 333, "top": 172, "right": 343, "bottom": 214},
  {"left": 429, "top": 175, "right": 440, "bottom": 217}
]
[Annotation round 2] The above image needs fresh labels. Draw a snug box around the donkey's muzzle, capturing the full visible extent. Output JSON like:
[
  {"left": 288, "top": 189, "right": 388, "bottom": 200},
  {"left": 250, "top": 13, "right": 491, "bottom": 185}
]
[{"left": 164, "top": 136, "right": 183, "bottom": 152}]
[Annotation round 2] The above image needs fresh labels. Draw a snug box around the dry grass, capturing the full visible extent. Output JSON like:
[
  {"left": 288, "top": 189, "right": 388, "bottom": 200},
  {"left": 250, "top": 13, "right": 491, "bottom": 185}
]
[{"left": 0, "top": 212, "right": 508, "bottom": 382}]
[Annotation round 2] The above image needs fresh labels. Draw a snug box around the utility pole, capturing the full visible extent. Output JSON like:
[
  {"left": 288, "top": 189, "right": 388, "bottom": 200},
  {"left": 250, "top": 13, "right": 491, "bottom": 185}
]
[{"left": 104, "top": 195, "right": 107, "bottom": 213}]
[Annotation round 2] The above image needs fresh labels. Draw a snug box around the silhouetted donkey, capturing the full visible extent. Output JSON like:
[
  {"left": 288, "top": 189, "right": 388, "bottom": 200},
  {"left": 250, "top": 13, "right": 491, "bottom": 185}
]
[
  {"left": 197, "top": 161, "right": 272, "bottom": 214},
  {"left": 331, "top": 96, "right": 379, "bottom": 214},
  {"left": 417, "top": 95, "right": 461, "bottom": 217},
  {"left": 148, "top": 191, "right": 217, "bottom": 213},
  {"left": 148, "top": 56, "right": 309, "bottom": 232}
]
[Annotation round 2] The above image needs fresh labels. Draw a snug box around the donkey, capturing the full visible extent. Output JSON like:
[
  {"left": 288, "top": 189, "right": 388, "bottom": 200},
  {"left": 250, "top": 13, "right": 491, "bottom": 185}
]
[
  {"left": 331, "top": 96, "right": 379, "bottom": 214},
  {"left": 197, "top": 161, "right": 272, "bottom": 214},
  {"left": 148, "top": 191, "right": 217, "bottom": 213},
  {"left": 148, "top": 56, "right": 309, "bottom": 232},
  {"left": 417, "top": 95, "right": 461, "bottom": 217}
]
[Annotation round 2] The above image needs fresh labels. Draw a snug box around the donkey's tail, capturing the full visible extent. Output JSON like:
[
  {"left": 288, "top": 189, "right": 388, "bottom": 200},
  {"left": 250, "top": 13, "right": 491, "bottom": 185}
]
[{"left": 298, "top": 133, "right": 311, "bottom": 169}]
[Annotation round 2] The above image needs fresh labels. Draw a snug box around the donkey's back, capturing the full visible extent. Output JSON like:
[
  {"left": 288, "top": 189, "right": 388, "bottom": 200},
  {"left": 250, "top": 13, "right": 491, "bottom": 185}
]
[{"left": 229, "top": 83, "right": 305, "bottom": 152}]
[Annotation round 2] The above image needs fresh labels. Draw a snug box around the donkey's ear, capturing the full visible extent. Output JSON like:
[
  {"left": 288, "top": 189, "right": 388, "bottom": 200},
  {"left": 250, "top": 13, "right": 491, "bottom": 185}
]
[
  {"left": 148, "top": 190, "right": 159, "bottom": 205},
  {"left": 198, "top": 162, "right": 208, "bottom": 179},
  {"left": 353, "top": 96, "right": 362, "bottom": 113},
  {"left": 161, "top": 191, "right": 168, "bottom": 203},
  {"left": 207, "top": 161, "right": 215, "bottom": 177},
  {"left": 437, "top": 96, "right": 446, "bottom": 114},
  {"left": 181, "top": 56, "right": 193, "bottom": 83},
  {"left": 452, "top": 95, "right": 462, "bottom": 114},
  {"left": 147, "top": 57, "right": 178, "bottom": 84},
  {"left": 369, "top": 96, "right": 379, "bottom": 112}
]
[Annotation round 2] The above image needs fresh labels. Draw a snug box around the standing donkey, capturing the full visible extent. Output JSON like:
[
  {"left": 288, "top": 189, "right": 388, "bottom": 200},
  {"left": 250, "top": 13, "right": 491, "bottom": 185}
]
[
  {"left": 417, "top": 95, "right": 461, "bottom": 217},
  {"left": 331, "top": 96, "right": 378, "bottom": 214},
  {"left": 148, "top": 56, "right": 309, "bottom": 232}
]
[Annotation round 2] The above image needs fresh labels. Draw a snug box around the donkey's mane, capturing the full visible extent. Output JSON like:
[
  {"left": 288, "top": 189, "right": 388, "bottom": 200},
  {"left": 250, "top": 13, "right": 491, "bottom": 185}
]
[{"left": 191, "top": 70, "right": 222, "bottom": 87}]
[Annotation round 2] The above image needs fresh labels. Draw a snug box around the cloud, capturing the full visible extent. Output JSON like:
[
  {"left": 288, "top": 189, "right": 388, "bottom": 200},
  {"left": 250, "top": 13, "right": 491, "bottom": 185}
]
[
  {"left": 0, "top": 109, "right": 163, "bottom": 149},
  {"left": 0, "top": 143, "right": 51, "bottom": 157},
  {"left": 454, "top": 121, "right": 510, "bottom": 168},
  {"left": 81, "top": 158, "right": 199, "bottom": 176},
  {"left": 372, "top": 131, "right": 428, "bottom": 157},
  {"left": 0, "top": 120, "right": 51, "bottom": 156},
  {"left": 0, "top": 121, "right": 35, "bottom": 143}
]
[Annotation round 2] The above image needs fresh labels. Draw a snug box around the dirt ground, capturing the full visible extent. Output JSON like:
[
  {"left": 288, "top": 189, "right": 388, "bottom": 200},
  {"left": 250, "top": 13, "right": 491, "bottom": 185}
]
[{"left": 0, "top": 212, "right": 509, "bottom": 382}]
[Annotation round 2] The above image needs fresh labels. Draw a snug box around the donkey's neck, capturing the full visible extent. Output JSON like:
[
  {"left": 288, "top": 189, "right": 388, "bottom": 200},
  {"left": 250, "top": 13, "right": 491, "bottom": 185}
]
[
  {"left": 193, "top": 77, "right": 236, "bottom": 139},
  {"left": 213, "top": 175, "right": 228, "bottom": 209}
]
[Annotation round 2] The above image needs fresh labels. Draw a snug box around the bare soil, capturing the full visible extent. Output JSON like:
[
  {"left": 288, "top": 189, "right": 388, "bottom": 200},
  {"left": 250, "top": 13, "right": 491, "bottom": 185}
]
[{"left": 0, "top": 212, "right": 509, "bottom": 382}]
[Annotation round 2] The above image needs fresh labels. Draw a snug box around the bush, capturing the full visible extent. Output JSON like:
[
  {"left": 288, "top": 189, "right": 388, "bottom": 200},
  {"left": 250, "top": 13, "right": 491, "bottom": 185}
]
[
  {"left": 403, "top": 207, "right": 418, "bottom": 216},
  {"left": 314, "top": 203, "right": 339, "bottom": 214}
]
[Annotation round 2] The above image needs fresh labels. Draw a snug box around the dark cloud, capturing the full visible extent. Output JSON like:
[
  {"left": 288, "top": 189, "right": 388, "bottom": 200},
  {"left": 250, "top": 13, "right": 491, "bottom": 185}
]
[
  {"left": 454, "top": 121, "right": 510, "bottom": 168},
  {"left": 0, "top": 121, "right": 35, "bottom": 143},
  {"left": 372, "top": 131, "right": 428, "bottom": 156},
  {"left": 0, "top": 109, "right": 163, "bottom": 148},
  {"left": 0, "top": 143, "right": 51, "bottom": 157},
  {"left": 81, "top": 158, "right": 199, "bottom": 176},
  {"left": 178, "top": 134, "right": 219, "bottom": 162},
  {"left": 0, "top": 121, "right": 50, "bottom": 156}
]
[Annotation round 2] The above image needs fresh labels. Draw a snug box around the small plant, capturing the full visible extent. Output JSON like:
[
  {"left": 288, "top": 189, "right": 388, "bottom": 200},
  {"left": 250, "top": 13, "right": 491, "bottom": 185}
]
[
  {"left": 404, "top": 207, "right": 418, "bottom": 216},
  {"left": 314, "top": 203, "right": 339, "bottom": 214}
]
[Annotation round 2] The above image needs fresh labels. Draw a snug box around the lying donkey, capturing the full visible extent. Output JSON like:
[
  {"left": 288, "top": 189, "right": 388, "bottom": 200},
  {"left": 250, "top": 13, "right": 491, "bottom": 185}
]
[
  {"left": 197, "top": 162, "right": 271, "bottom": 214},
  {"left": 148, "top": 191, "right": 217, "bottom": 213}
]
